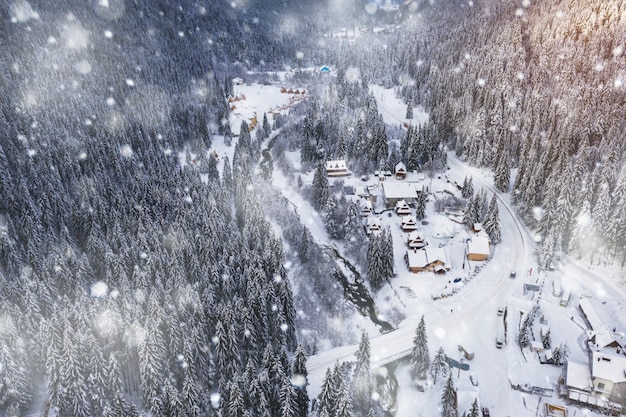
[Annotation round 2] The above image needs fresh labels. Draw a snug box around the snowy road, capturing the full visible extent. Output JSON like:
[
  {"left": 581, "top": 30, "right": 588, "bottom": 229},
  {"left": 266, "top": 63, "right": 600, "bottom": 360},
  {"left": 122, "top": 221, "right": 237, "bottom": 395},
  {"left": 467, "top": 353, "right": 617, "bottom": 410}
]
[{"left": 307, "top": 154, "right": 536, "bottom": 416}]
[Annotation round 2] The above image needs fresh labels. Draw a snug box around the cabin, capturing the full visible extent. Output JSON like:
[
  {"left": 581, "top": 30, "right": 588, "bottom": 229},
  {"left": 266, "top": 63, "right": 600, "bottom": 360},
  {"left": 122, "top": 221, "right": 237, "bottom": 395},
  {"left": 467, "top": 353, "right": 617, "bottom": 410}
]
[
  {"left": 381, "top": 181, "right": 419, "bottom": 208},
  {"left": 232, "top": 77, "right": 244, "bottom": 85},
  {"left": 467, "top": 236, "right": 490, "bottom": 261},
  {"left": 359, "top": 199, "right": 373, "bottom": 217},
  {"left": 407, "top": 231, "right": 427, "bottom": 249},
  {"left": 325, "top": 160, "right": 350, "bottom": 177},
  {"left": 589, "top": 351, "right": 626, "bottom": 408},
  {"left": 365, "top": 217, "right": 382, "bottom": 235},
  {"left": 395, "top": 161, "right": 407, "bottom": 180},
  {"left": 401, "top": 215, "right": 418, "bottom": 232},
  {"left": 404, "top": 248, "right": 449, "bottom": 273},
  {"left": 395, "top": 200, "right": 411, "bottom": 215}
]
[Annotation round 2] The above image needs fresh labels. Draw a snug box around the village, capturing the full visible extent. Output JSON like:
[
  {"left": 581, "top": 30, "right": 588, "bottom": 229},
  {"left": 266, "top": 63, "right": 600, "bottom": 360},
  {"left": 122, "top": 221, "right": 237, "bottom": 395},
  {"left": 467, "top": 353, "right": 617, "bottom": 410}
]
[{"left": 210, "top": 77, "right": 626, "bottom": 417}]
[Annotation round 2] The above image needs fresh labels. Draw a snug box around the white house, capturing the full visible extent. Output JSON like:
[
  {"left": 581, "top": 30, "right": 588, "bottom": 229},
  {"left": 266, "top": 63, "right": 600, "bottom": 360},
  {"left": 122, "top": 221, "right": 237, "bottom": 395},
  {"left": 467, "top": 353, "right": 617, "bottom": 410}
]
[
  {"left": 325, "top": 160, "right": 349, "bottom": 177},
  {"left": 381, "top": 181, "right": 419, "bottom": 208},
  {"left": 395, "top": 161, "right": 407, "bottom": 180},
  {"left": 405, "top": 247, "right": 449, "bottom": 273},
  {"left": 365, "top": 217, "right": 382, "bottom": 235},
  {"left": 359, "top": 199, "right": 373, "bottom": 217},
  {"left": 395, "top": 199, "right": 411, "bottom": 215},
  {"left": 407, "top": 231, "right": 427, "bottom": 249},
  {"left": 401, "top": 215, "right": 418, "bottom": 232},
  {"left": 467, "top": 236, "right": 490, "bottom": 261}
]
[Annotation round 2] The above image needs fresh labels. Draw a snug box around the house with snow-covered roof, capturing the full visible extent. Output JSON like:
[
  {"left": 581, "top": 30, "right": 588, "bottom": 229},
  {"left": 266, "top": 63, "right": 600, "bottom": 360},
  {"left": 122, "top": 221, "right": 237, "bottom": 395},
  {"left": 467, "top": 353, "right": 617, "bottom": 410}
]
[
  {"left": 381, "top": 181, "right": 419, "bottom": 208},
  {"left": 325, "top": 160, "right": 349, "bottom": 177},
  {"left": 467, "top": 236, "right": 490, "bottom": 261},
  {"left": 359, "top": 199, "right": 373, "bottom": 217},
  {"left": 395, "top": 161, "right": 407, "bottom": 180},
  {"left": 400, "top": 215, "right": 418, "bottom": 232},
  {"left": 404, "top": 247, "right": 449, "bottom": 273},
  {"left": 395, "top": 199, "right": 411, "bottom": 215},
  {"left": 365, "top": 217, "right": 382, "bottom": 235},
  {"left": 406, "top": 231, "right": 427, "bottom": 249}
]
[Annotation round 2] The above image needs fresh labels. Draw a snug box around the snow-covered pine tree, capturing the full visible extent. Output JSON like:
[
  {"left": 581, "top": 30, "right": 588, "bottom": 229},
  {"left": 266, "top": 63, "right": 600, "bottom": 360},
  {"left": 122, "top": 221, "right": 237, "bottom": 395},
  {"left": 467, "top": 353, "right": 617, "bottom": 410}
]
[
  {"left": 410, "top": 315, "right": 430, "bottom": 381},
  {"left": 429, "top": 347, "right": 449, "bottom": 384},
  {"left": 367, "top": 234, "right": 386, "bottom": 291},
  {"left": 406, "top": 104, "right": 413, "bottom": 120},
  {"left": 292, "top": 345, "right": 309, "bottom": 417},
  {"left": 461, "top": 176, "right": 474, "bottom": 199},
  {"left": 440, "top": 373, "right": 458, "bottom": 417},
  {"left": 415, "top": 187, "right": 427, "bottom": 220},
  {"left": 463, "top": 195, "right": 478, "bottom": 230},
  {"left": 352, "top": 331, "right": 372, "bottom": 415},
  {"left": 484, "top": 194, "right": 501, "bottom": 243},
  {"left": 468, "top": 398, "right": 480, "bottom": 417},
  {"left": 312, "top": 161, "right": 330, "bottom": 212}
]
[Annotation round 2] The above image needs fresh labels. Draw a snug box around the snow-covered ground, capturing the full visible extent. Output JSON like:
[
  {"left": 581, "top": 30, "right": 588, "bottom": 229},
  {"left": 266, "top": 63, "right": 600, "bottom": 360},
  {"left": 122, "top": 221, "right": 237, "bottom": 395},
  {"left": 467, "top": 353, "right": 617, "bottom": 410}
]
[{"left": 207, "top": 80, "right": 625, "bottom": 417}]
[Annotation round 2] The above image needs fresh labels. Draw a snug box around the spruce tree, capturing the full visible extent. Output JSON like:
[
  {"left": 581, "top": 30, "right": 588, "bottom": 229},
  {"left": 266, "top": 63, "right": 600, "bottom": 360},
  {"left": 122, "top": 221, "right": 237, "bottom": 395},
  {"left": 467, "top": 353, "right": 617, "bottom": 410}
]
[
  {"left": 352, "top": 331, "right": 372, "bottom": 415},
  {"left": 410, "top": 315, "right": 430, "bottom": 381},
  {"left": 367, "top": 234, "right": 385, "bottom": 291},
  {"left": 484, "top": 195, "right": 501, "bottom": 243},
  {"left": 441, "top": 373, "right": 458, "bottom": 417},
  {"left": 468, "top": 398, "right": 480, "bottom": 417},
  {"left": 406, "top": 104, "right": 414, "bottom": 120},
  {"left": 415, "top": 187, "right": 427, "bottom": 220},
  {"left": 292, "top": 345, "right": 309, "bottom": 417},
  {"left": 312, "top": 161, "right": 330, "bottom": 212},
  {"left": 429, "top": 347, "right": 448, "bottom": 384}
]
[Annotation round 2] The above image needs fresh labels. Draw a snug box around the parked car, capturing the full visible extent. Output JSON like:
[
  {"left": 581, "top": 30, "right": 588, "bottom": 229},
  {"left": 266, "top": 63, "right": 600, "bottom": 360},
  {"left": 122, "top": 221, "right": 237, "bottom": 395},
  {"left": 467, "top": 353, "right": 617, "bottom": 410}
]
[
  {"left": 510, "top": 271, "right": 517, "bottom": 278},
  {"left": 453, "top": 277, "right": 462, "bottom": 283},
  {"left": 497, "top": 306, "right": 505, "bottom": 316},
  {"left": 482, "top": 407, "right": 490, "bottom": 417}
]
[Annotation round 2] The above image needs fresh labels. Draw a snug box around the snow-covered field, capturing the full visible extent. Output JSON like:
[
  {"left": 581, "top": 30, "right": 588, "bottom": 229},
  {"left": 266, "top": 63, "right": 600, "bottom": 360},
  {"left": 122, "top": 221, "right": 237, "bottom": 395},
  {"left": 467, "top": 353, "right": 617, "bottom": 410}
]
[{"left": 210, "top": 80, "right": 626, "bottom": 417}]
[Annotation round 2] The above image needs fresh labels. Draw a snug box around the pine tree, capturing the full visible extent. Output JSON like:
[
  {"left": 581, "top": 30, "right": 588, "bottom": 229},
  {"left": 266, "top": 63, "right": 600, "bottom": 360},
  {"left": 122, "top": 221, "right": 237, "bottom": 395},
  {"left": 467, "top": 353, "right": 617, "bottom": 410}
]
[
  {"left": 468, "top": 398, "right": 480, "bottom": 417},
  {"left": 352, "top": 331, "right": 372, "bottom": 415},
  {"left": 316, "top": 367, "right": 337, "bottom": 416},
  {"left": 312, "top": 161, "right": 330, "bottom": 212},
  {"left": 367, "top": 234, "right": 386, "bottom": 291},
  {"left": 429, "top": 347, "right": 448, "bottom": 384},
  {"left": 410, "top": 315, "right": 430, "bottom": 381},
  {"left": 406, "top": 104, "right": 414, "bottom": 120},
  {"left": 415, "top": 186, "right": 427, "bottom": 220},
  {"left": 484, "top": 195, "right": 501, "bottom": 243},
  {"left": 292, "top": 345, "right": 309, "bottom": 417},
  {"left": 463, "top": 195, "right": 478, "bottom": 230},
  {"left": 441, "top": 373, "right": 458, "bottom": 417},
  {"left": 461, "top": 176, "right": 474, "bottom": 199}
]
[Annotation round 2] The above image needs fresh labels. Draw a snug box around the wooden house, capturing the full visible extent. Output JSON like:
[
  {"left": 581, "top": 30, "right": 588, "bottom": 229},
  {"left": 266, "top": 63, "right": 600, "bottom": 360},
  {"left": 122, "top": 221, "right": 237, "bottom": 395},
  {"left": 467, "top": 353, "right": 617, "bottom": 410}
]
[
  {"left": 401, "top": 215, "right": 418, "bottom": 232},
  {"left": 359, "top": 199, "right": 373, "bottom": 217},
  {"left": 395, "top": 200, "right": 411, "bottom": 215},
  {"left": 407, "top": 231, "right": 427, "bottom": 249},
  {"left": 395, "top": 161, "right": 407, "bottom": 180},
  {"left": 467, "top": 236, "right": 490, "bottom": 261},
  {"left": 365, "top": 217, "right": 382, "bottom": 235},
  {"left": 404, "top": 248, "right": 449, "bottom": 273}
]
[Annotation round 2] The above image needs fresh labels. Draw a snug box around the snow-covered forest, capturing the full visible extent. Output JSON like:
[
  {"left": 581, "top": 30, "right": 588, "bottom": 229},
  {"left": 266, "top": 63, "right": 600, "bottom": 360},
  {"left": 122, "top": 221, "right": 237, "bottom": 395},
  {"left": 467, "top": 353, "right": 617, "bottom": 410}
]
[{"left": 1, "top": 0, "right": 626, "bottom": 416}]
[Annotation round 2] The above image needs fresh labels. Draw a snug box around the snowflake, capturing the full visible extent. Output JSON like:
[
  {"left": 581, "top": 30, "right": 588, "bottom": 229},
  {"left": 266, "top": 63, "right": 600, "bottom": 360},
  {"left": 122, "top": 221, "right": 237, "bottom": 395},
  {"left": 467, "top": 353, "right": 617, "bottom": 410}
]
[{"left": 91, "top": 281, "right": 108, "bottom": 297}]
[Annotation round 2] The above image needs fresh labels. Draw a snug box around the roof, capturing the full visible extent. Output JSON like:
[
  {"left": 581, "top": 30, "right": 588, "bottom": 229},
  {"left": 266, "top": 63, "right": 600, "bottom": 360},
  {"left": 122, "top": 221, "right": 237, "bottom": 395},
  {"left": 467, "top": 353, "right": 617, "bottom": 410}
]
[
  {"left": 566, "top": 361, "right": 592, "bottom": 391},
  {"left": 395, "top": 199, "right": 410, "bottom": 209},
  {"left": 591, "top": 350, "right": 626, "bottom": 383},
  {"left": 382, "top": 181, "right": 418, "bottom": 200},
  {"left": 406, "top": 247, "right": 448, "bottom": 269},
  {"left": 467, "top": 236, "right": 490, "bottom": 256},
  {"left": 579, "top": 297, "right": 604, "bottom": 331},
  {"left": 401, "top": 215, "right": 417, "bottom": 226},
  {"left": 367, "top": 217, "right": 381, "bottom": 228},
  {"left": 325, "top": 160, "right": 347, "bottom": 170},
  {"left": 395, "top": 161, "right": 407, "bottom": 173}
]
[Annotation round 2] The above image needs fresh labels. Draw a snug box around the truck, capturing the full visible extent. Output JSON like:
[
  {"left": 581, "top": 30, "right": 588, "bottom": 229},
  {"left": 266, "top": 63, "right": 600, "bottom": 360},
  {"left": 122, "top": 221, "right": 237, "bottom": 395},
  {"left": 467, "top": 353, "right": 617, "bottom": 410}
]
[{"left": 560, "top": 288, "right": 571, "bottom": 307}]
